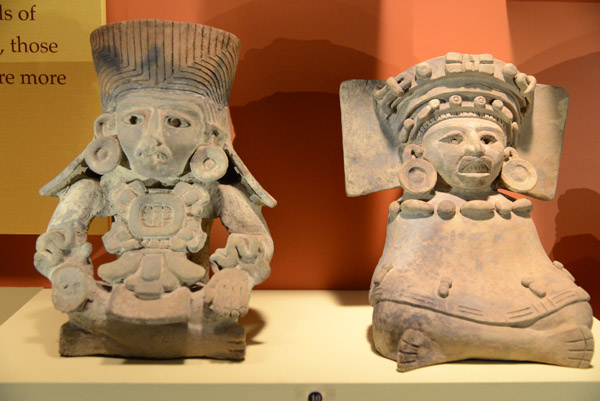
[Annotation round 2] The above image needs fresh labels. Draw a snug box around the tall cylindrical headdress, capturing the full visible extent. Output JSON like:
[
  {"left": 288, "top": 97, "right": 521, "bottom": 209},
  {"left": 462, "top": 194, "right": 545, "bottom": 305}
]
[
  {"left": 42, "top": 20, "right": 277, "bottom": 208},
  {"left": 90, "top": 20, "right": 240, "bottom": 121}
]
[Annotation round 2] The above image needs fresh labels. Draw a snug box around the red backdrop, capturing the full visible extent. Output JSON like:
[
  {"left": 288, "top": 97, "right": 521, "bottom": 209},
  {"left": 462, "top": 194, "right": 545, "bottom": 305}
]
[{"left": 3, "top": 0, "right": 599, "bottom": 315}]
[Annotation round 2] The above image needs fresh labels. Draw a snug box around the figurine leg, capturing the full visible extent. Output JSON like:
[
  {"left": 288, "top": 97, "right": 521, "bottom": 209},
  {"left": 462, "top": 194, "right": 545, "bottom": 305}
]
[
  {"left": 373, "top": 301, "right": 594, "bottom": 372},
  {"left": 373, "top": 301, "right": 462, "bottom": 371}
]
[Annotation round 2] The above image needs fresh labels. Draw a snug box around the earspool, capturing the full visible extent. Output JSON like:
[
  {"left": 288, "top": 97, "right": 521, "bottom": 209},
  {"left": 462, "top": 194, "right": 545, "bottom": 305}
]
[
  {"left": 190, "top": 145, "right": 229, "bottom": 183},
  {"left": 84, "top": 136, "right": 122, "bottom": 175}
]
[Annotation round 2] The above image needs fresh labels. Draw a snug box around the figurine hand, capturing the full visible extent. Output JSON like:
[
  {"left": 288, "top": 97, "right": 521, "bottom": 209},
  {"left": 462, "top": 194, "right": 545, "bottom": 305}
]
[
  {"left": 50, "top": 262, "right": 94, "bottom": 313},
  {"left": 204, "top": 268, "right": 250, "bottom": 319},
  {"left": 34, "top": 228, "right": 76, "bottom": 275},
  {"left": 210, "top": 234, "right": 270, "bottom": 284},
  {"left": 35, "top": 228, "right": 92, "bottom": 277}
]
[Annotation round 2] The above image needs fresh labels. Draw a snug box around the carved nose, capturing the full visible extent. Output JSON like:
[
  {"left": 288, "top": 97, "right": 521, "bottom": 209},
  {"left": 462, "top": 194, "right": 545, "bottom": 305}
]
[
  {"left": 144, "top": 112, "right": 164, "bottom": 145},
  {"left": 464, "top": 135, "right": 484, "bottom": 156},
  {"left": 135, "top": 137, "right": 161, "bottom": 158}
]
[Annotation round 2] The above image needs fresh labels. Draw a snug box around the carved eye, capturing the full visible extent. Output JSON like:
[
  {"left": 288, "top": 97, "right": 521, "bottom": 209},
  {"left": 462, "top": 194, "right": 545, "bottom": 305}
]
[
  {"left": 480, "top": 134, "right": 498, "bottom": 145},
  {"left": 440, "top": 133, "right": 463, "bottom": 145},
  {"left": 166, "top": 117, "right": 190, "bottom": 128},
  {"left": 124, "top": 114, "right": 144, "bottom": 125}
]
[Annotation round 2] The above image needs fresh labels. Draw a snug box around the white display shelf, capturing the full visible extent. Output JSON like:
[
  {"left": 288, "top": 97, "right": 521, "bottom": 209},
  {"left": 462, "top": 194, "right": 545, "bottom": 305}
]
[{"left": 0, "top": 288, "right": 599, "bottom": 401}]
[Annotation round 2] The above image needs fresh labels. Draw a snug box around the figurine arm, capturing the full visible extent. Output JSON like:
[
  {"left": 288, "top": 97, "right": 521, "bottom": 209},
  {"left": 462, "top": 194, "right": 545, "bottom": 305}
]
[
  {"left": 211, "top": 183, "right": 273, "bottom": 285},
  {"left": 34, "top": 178, "right": 103, "bottom": 312},
  {"left": 47, "top": 178, "right": 103, "bottom": 232},
  {"left": 204, "top": 183, "right": 273, "bottom": 318}
]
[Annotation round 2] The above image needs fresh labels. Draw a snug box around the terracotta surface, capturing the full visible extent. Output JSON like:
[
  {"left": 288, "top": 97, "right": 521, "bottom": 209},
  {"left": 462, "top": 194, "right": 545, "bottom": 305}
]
[
  {"left": 2, "top": 1, "right": 598, "bottom": 317},
  {"left": 341, "top": 53, "right": 593, "bottom": 370},
  {"left": 33, "top": 20, "right": 275, "bottom": 359}
]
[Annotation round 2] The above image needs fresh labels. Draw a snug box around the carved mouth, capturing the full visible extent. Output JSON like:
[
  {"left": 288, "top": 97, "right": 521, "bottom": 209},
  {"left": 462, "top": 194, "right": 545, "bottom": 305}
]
[
  {"left": 458, "top": 157, "right": 491, "bottom": 176},
  {"left": 135, "top": 148, "right": 170, "bottom": 162}
]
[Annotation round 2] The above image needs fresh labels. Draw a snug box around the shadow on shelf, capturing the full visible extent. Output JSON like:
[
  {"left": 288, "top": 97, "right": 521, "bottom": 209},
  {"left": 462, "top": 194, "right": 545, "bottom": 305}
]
[
  {"left": 331, "top": 291, "right": 370, "bottom": 306},
  {"left": 241, "top": 308, "right": 266, "bottom": 346}
]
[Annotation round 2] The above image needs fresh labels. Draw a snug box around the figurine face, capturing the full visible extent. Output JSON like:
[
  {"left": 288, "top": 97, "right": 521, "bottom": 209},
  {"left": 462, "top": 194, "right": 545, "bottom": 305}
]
[
  {"left": 422, "top": 117, "right": 506, "bottom": 190},
  {"left": 115, "top": 90, "right": 205, "bottom": 179}
]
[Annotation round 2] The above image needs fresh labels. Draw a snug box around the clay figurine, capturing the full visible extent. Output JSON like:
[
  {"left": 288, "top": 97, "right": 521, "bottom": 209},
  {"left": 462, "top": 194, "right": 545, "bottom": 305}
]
[
  {"left": 34, "top": 20, "right": 276, "bottom": 360},
  {"left": 340, "top": 53, "right": 593, "bottom": 371}
]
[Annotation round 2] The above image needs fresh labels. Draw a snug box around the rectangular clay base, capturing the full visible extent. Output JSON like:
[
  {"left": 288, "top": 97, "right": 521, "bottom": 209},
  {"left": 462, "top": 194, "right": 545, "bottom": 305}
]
[{"left": 59, "top": 320, "right": 246, "bottom": 360}]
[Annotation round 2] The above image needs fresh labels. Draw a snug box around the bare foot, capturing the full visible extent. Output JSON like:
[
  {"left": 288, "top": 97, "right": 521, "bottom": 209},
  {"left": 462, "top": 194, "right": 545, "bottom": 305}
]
[
  {"left": 543, "top": 325, "right": 594, "bottom": 368},
  {"left": 397, "top": 328, "right": 448, "bottom": 372}
]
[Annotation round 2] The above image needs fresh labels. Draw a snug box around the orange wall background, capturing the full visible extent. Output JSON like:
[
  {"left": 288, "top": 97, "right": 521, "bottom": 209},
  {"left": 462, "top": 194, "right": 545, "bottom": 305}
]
[{"left": 2, "top": 0, "right": 599, "bottom": 313}]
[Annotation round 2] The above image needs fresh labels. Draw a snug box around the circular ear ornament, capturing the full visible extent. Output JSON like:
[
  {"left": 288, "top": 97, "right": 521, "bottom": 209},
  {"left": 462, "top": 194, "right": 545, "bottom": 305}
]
[
  {"left": 190, "top": 145, "right": 229, "bottom": 182},
  {"left": 84, "top": 136, "right": 122, "bottom": 174},
  {"left": 501, "top": 147, "right": 538, "bottom": 192},
  {"left": 398, "top": 144, "right": 436, "bottom": 196}
]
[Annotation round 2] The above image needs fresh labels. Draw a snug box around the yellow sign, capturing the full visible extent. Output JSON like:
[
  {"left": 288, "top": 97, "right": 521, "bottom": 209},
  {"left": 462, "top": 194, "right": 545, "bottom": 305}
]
[
  {"left": 0, "top": 0, "right": 105, "bottom": 62},
  {"left": 0, "top": 0, "right": 107, "bottom": 234}
]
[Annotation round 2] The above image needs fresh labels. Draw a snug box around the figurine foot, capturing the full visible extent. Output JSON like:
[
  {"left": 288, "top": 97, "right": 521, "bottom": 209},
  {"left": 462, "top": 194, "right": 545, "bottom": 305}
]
[
  {"left": 542, "top": 325, "right": 594, "bottom": 368},
  {"left": 397, "top": 328, "right": 449, "bottom": 372}
]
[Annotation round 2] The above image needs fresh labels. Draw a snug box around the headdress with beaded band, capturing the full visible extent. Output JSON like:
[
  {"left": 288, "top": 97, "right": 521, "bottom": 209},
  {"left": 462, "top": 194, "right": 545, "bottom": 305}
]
[{"left": 340, "top": 52, "right": 568, "bottom": 200}]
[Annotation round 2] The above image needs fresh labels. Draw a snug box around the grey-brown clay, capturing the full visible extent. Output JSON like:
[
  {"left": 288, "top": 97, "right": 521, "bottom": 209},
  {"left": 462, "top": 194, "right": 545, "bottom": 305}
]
[
  {"left": 340, "top": 53, "right": 594, "bottom": 371},
  {"left": 34, "top": 20, "right": 276, "bottom": 360}
]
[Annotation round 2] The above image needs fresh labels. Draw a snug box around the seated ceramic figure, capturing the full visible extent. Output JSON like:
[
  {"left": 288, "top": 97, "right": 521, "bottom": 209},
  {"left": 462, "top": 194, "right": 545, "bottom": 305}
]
[
  {"left": 33, "top": 20, "right": 276, "bottom": 360},
  {"left": 340, "top": 53, "right": 593, "bottom": 371}
]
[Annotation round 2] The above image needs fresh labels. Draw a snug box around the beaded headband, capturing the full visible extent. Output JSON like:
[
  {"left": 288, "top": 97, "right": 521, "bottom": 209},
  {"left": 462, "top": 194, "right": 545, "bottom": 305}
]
[{"left": 374, "top": 53, "right": 536, "bottom": 148}]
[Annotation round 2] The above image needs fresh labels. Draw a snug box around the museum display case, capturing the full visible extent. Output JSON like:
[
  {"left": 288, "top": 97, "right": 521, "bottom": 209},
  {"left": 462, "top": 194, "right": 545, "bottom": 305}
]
[{"left": 1, "top": 0, "right": 599, "bottom": 399}]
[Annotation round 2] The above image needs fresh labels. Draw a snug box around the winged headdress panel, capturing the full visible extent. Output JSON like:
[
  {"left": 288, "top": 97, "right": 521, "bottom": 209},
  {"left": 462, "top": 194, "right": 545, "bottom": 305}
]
[{"left": 340, "top": 53, "right": 568, "bottom": 200}]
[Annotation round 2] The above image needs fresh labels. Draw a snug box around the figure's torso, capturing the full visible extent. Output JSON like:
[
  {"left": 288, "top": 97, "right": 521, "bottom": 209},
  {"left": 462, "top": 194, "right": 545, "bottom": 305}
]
[
  {"left": 370, "top": 192, "right": 589, "bottom": 325},
  {"left": 97, "top": 179, "right": 215, "bottom": 302}
]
